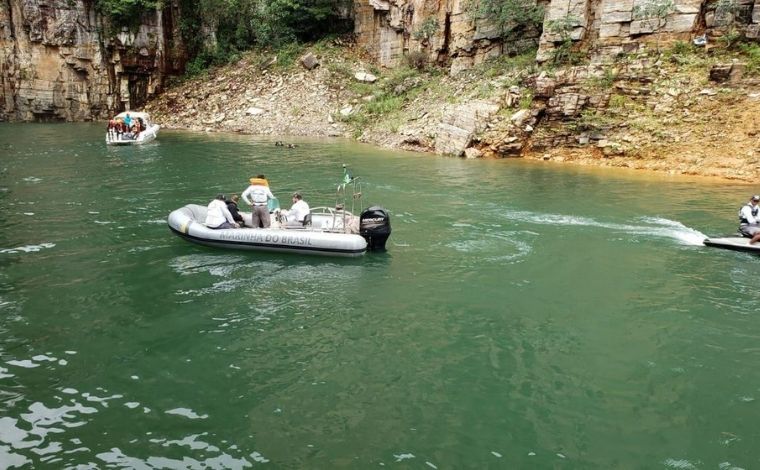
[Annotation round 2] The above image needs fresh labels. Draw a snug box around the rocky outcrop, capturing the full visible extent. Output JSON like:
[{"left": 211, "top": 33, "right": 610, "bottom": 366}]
[
  {"left": 0, "top": 0, "right": 185, "bottom": 122},
  {"left": 354, "top": 0, "right": 760, "bottom": 71},
  {"left": 435, "top": 100, "right": 499, "bottom": 155}
]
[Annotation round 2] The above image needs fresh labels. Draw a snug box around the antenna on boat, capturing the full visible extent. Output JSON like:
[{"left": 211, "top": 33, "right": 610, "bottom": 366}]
[{"left": 336, "top": 164, "right": 362, "bottom": 217}]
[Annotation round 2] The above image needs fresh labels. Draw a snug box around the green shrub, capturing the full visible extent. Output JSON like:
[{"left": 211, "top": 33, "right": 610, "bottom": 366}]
[
  {"left": 412, "top": 17, "right": 439, "bottom": 42},
  {"left": 518, "top": 91, "right": 534, "bottom": 109},
  {"left": 364, "top": 96, "right": 404, "bottom": 115},
  {"left": 547, "top": 16, "right": 585, "bottom": 65},
  {"left": 670, "top": 40, "right": 691, "bottom": 56},
  {"left": 738, "top": 42, "right": 760, "bottom": 74},
  {"left": 608, "top": 94, "right": 629, "bottom": 109},
  {"left": 274, "top": 42, "right": 306, "bottom": 69},
  {"left": 327, "top": 62, "right": 354, "bottom": 80},
  {"left": 405, "top": 51, "right": 429, "bottom": 70}
]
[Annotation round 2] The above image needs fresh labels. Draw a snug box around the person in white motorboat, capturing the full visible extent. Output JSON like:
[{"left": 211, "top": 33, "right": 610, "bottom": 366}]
[
  {"left": 277, "top": 192, "right": 311, "bottom": 228},
  {"left": 205, "top": 193, "right": 239, "bottom": 229},
  {"left": 242, "top": 174, "right": 275, "bottom": 228},
  {"left": 738, "top": 194, "right": 760, "bottom": 244}
]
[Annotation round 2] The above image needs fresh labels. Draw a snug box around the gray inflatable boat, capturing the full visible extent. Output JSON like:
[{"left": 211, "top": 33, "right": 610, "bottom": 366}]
[{"left": 167, "top": 204, "right": 390, "bottom": 257}]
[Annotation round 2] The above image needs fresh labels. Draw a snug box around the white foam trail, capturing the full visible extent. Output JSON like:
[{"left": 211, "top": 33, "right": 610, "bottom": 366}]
[
  {"left": 635, "top": 217, "right": 708, "bottom": 246},
  {"left": 0, "top": 243, "right": 55, "bottom": 254},
  {"left": 502, "top": 211, "right": 707, "bottom": 246}
]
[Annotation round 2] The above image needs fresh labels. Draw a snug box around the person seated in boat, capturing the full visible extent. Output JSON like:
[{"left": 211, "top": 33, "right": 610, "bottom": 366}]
[
  {"left": 123, "top": 113, "right": 132, "bottom": 129},
  {"left": 226, "top": 194, "right": 245, "bottom": 227},
  {"left": 131, "top": 121, "right": 141, "bottom": 138},
  {"left": 205, "top": 193, "right": 239, "bottom": 229},
  {"left": 110, "top": 118, "right": 125, "bottom": 138},
  {"left": 738, "top": 194, "right": 760, "bottom": 244},
  {"left": 107, "top": 119, "right": 119, "bottom": 139},
  {"left": 242, "top": 175, "right": 275, "bottom": 228},
  {"left": 278, "top": 192, "right": 310, "bottom": 228}
]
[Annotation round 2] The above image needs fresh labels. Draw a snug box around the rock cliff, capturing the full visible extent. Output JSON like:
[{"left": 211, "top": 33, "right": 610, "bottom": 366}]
[
  {"left": 0, "top": 0, "right": 184, "bottom": 122},
  {"left": 354, "top": 0, "right": 760, "bottom": 71}
]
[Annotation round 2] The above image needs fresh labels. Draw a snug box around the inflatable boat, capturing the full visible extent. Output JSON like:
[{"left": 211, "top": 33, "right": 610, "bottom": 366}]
[
  {"left": 167, "top": 204, "right": 391, "bottom": 257},
  {"left": 106, "top": 111, "right": 160, "bottom": 145},
  {"left": 703, "top": 236, "right": 760, "bottom": 254}
]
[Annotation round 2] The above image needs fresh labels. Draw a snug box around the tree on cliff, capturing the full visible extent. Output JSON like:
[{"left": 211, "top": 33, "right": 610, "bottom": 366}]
[
  {"left": 180, "top": 0, "right": 352, "bottom": 70},
  {"left": 95, "top": 0, "right": 161, "bottom": 27},
  {"left": 467, "top": 0, "right": 544, "bottom": 39},
  {"left": 98, "top": 0, "right": 352, "bottom": 72},
  {"left": 632, "top": 0, "right": 676, "bottom": 52}
]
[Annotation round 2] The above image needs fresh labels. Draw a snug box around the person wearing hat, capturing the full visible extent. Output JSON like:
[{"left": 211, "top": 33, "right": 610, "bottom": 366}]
[
  {"left": 278, "top": 192, "right": 311, "bottom": 228},
  {"left": 205, "top": 193, "right": 239, "bottom": 229},
  {"left": 241, "top": 175, "right": 275, "bottom": 228},
  {"left": 738, "top": 195, "right": 760, "bottom": 244}
]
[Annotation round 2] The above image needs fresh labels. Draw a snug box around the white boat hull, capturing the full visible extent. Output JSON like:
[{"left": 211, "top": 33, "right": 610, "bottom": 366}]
[
  {"left": 106, "top": 124, "right": 160, "bottom": 145},
  {"left": 703, "top": 236, "right": 760, "bottom": 254},
  {"left": 168, "top": 204, "right": 368, "bottom": 257}
]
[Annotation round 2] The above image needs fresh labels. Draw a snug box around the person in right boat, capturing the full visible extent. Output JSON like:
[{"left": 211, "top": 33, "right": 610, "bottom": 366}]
[
  {"left": 738, "top": 194, "right": 760, "bottom": 244},
  {"left": 279, "top": 192, "right": 310, "bottom": 228}
]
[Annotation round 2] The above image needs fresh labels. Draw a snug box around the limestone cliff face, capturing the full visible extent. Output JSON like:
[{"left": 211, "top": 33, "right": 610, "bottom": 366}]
[
  {"left": 354, "top": 0, "right": 537, "bottom": 74},
  {"left": 354, "top": 0, "right": 760, "bottom": 71},
  {"left": 0, "top": 0, "right": 185, "bottom": 122}
]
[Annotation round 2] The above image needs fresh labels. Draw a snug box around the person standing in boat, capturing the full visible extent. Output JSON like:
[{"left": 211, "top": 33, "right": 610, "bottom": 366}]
[
  {"left": 226, "top": 194, "right": 245, "bottom": 227},
  {"left": 205, "top": 193, "right": 239, "bottom": 229},
  {"left": 278, "top": 192, "right": 310, "bottom": 227},
  {"left": 739, "top": 194, "right": 760, "bottom": 244},
  {"left": 242, "top": 175, "right": 275, "bottom": 228}
]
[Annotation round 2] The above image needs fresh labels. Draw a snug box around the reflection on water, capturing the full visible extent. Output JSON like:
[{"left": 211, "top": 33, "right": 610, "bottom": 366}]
[{"left": 1, "top": 124, "right": 760, "bottom": 468}]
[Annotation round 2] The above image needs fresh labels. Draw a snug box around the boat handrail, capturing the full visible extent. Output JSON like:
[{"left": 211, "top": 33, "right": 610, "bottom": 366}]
[{"left": 309, "top": 206, "right": 356, "bottom": 234}]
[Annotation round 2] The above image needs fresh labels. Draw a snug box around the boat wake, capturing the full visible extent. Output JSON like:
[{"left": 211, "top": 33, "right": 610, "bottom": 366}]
[
  {"left": 635, "top": 217, "right": 708, "bottom": 246},
  {"left": 501, "top": 211, "right": 707, "bottom": 246}
]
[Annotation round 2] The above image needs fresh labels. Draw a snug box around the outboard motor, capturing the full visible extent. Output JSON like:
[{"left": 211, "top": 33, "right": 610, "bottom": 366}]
[{"left": 360, "top": 206, "right": 391, "bottom": 251}]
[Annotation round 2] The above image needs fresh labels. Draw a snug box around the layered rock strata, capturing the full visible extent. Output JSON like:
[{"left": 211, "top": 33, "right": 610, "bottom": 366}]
[{"left": 354, "top": 0, "right": 760, "bottom": 70}]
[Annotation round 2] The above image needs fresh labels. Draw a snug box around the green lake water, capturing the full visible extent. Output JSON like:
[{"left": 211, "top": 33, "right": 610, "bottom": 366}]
[{"left": 1, "top": 123, "right": 760, "bottom": 469}]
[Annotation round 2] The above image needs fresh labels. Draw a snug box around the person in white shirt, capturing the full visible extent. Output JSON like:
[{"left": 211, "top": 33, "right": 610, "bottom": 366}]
[
  {"left": 205, "top": 193, "right": 239, "bottom": 229},
  {"left": 279, "top": 192, "right": 311, "bottom": 228},
  {"left": 738, "top": 194, "right": 760, "bottom": 244},
  {"left": 241, "top": 175, "right": 275, "bottom": 228}
]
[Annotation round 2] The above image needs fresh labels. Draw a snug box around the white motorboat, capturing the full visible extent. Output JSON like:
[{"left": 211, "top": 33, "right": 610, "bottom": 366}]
[
  {"left": 106, "top": 111, "right": 159, "bottom": 145},
  {"left": 703, "top": 236, "right": 760, "bottom": 254}
]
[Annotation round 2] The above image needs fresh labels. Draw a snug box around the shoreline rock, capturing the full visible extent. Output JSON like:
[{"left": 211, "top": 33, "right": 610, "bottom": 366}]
[{"left": 144, "top": 50, "right": 760, "bottom": 182}]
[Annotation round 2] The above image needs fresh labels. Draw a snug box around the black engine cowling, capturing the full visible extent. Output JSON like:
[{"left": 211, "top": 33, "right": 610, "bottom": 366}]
[{"left": 360, "top": 206, "right": 391, "bottom": 251}]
